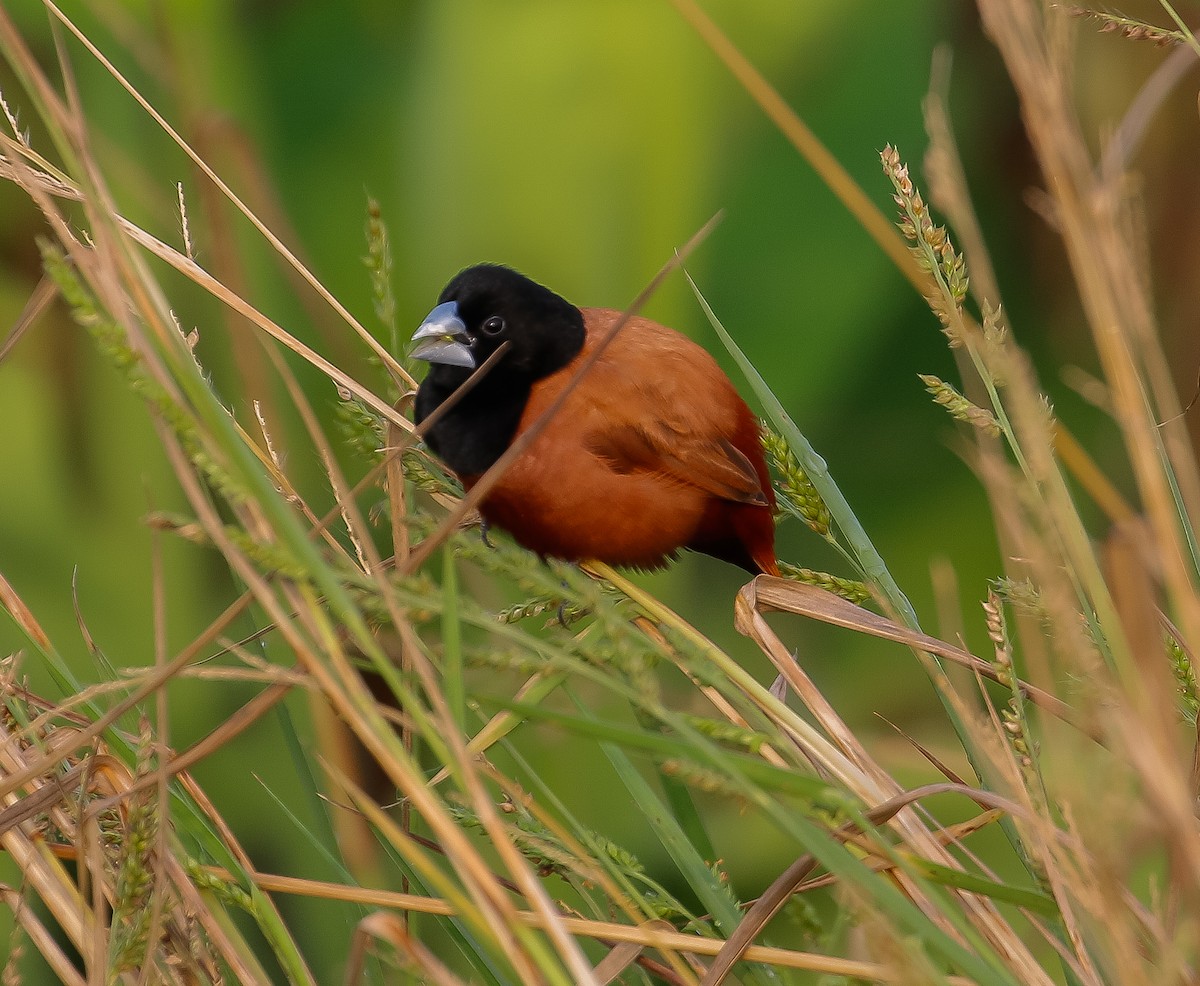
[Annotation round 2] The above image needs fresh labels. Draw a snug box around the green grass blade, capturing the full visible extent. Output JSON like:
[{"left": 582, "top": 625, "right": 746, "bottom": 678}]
[
  {"left": 569, "top": 692, "right": 783, "bottom": 986},
  {"left": 685, "top": 270, "right": 919, "bottom": 627},
  {"left": 908, "top": 858, "right": 1058, "bottom": 918},
  {"left": 490, "top": 695, "right": 833, "bottom": 800}
]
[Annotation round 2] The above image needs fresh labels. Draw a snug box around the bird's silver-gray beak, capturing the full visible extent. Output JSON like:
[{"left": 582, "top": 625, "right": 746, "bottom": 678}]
[{"left": 409, "top": 301, "right": 475, "bottom": 368}]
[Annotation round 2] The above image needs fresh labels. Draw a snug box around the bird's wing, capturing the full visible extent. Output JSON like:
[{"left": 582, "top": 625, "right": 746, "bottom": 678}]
[
  {"left": 585, "top": 421, "right": 768, "bottom": 505},
  {"left": 553, "top": 311, "right": 769, "bottom": 506}
]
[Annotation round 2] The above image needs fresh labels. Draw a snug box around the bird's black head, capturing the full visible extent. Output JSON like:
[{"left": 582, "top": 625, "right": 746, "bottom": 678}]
[
  {"left": 409, "top": 264, "right": 585, "bottom": 389},
  {"left": 410, "top": 265, "right": 587, "bottom": 475}
]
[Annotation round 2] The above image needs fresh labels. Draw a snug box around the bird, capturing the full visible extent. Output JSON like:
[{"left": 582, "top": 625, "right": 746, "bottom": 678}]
[{"left": 409, "top": 263, "right": 778, "bottom": 576}]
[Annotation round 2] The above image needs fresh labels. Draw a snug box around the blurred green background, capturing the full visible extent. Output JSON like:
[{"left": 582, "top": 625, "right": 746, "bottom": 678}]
[{"left": 1, "top": 0, "right": 1197, "bottom": 980}]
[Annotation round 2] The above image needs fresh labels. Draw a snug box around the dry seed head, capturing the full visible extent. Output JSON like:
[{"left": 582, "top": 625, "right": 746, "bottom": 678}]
[
  {"left": 1066, "top": 7, "right": 1184, "bottom": 47},
  {"left": 1001, "top": 699, "right": 1037, "bottom": 776},
  {"left": 981, "top": 301, "right": 1007, "bottom": 344},
  {"left": 880, "top": 144, "right": 908, "bottom": 189},
  {"left": 363, "top": 197, "right": 396, "bottom": 326},
  {"left": 0, "top": 89, "right": 30, "bottom": 146},
  {"left": 136, "top": 712, "right": 154, "bottom": 767},
  {"left": 980, "top": 301, "right": 1009, "bottom": 385},
  {"left": 919, "top": 374, "right": 1001, "bottom": 436},
  {"left": 1038, "top": 394, "right": 1057, "bottom": 430},
  {"left": 991, "top": 576, "right": 1052, "bottom": 628},
  {"left": 983, "top": 590, "right": 1014, "bottom": 684},
  {"left": 983, "top": 590, "right": 1006, "bottom": 646},
  {"left": 2, "top": 920, "right": 24, "bottom": 986},
  {"left": 882, "top": 145, "right": 969, "bottom": 308},
  {"left": 176, "top": 181, "right": 194, "bottom": 260}
]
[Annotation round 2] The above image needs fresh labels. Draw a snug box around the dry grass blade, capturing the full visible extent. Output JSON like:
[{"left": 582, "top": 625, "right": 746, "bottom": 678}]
[
  {"left": 37, "top": 0, "right": 414, "bottom": 388},
  {"left": 0, "top": 569, "right": 52, "bottom": 651},
  {"left": 983, "top": 0, "right": 1200, "bottom": 648},
  {"left": 0, "top": 270, "right": 57, "bottom": 362},
  {"left": 0, "top": 886, "right": 86, "bottom": 986},
  {"left": 0, "top": 759, "right": 91, "bottom": 837},
  {"left": 591, "top": 940, "right": 648, "bottom": 986},
  {"left": 86, "top": 682, "right": 294, "bottom": 812},
  {"left": 0, "top": 704, "right": 271, "bottom": 983},
  {"left": 702, "top": 781, "right": 1037, "bottom": 986},
  {"left": 0, "top": 595, "right": 257, "bottom": 803},
  {"left": 345, "top": 912, "right": 466, "bottom": 986},
  {"left": 876, "top": 711, "right": 970, "bottom": 785},
  {"left": 118, "top": 222, "right": 409, "bottom": 429},
  {"left": 739, "top": 577, "right": 1087, "bottom": 736},
  {"left": 219, "top": 870, "right": 978, "bottom": 983},
  {"left": 1052, "top": 425, "right": 1137, "bottom": 524},
  {"left": 667, "top": 0, "right": 929, "bottom": 295},
  {"left": 0, "top": 140, "right": 409, "bottom": 429},
  {"left": 326, "top": 755, "right": 594, "bottom": 984},
  {"left": 794, "top": 810, "right": 1008, "bottom": 894},
  {"left": 603, "top": 571, "right": 1051, "bottom": 979}
]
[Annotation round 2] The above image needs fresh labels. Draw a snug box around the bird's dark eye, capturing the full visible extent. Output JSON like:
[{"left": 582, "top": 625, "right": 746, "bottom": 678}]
[{"left": 481, "top": 315, "right": 505, "bottom": 336}]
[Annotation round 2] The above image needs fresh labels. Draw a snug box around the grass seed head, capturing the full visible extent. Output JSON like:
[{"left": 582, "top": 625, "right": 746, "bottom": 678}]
[
  {"left": 919, "top": 373, "right": 1001, "bottom": 436},
  {"left": 760, "top": 423, "right": 833, "bottom": 537}
]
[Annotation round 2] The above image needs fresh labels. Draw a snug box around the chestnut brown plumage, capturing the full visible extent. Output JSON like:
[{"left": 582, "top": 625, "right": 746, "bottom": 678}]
[{"left": 411, "top": 264, "right": 778, "bottom": 576}]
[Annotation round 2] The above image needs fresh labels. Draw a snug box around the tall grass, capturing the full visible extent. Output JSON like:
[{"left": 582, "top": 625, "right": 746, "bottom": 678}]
[{"left": 1, "top": 1, "right": 1198, "bottom": 983}]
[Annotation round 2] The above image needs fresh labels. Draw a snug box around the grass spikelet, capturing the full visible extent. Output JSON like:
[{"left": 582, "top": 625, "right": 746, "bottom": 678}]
[
  {"left": 661, "top": 758, "right": 753, "bottom": 801},
  {"left": 980, "top": 301, "right": 1009, "bottom": 383},
  {"left": 990, "top": 575, "right": 1053, "bottom": 626},
  {"left": 0, "top": 87, "right": 30, "bottom": 146},
  {"left": 681, "top": 714, "right": 769, "bottom": 753},
  {"left": 1065, "top": 6, "right": 1185, "bottom": 46},
  {"left": 881, "top": 143, "right": 969, "bottom": 337},
  {"left": 363, "top": 197, "right": 399, "bottom": 361},
  {"left": 982, "top": 589, "right": 1013, "bottom": 686},
  {"left": 176, "top": 181, "right": 194, "bottom": 261},
  {"left": 919, "top": 372, "right": 1001, "bottom": 435},
  {"left": 108, "top": 719, "right": 160, "bottom": 978},
  {"left": 495, "top": 596, "right": 588, "bottom": 627},
  {"left": 185, "top": 861, "right": 255, "bottom": 913},
  {"left": 778, "top": 562, "right": 872, "bottom": 605},
  {"left": 1, "top": 898, "right": 25, "bottom": 986},
  {"left": 761, "top": 421, "right": 833, "bottom": 537},
  {"left": 334, "top": 392, "right": 388, "bottom": 464},
  {"left": 401, "top": 446, "right": 463, "bottom": 498},
  {"left": 1166, "top": 632, "right": 1200, "bottom": 722},
  {"left": 40, "top": 241, "right": 249, "bottom": 505}
]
